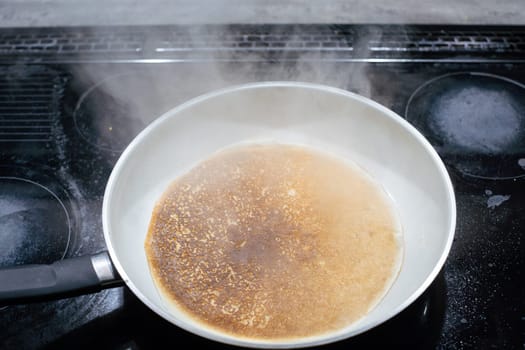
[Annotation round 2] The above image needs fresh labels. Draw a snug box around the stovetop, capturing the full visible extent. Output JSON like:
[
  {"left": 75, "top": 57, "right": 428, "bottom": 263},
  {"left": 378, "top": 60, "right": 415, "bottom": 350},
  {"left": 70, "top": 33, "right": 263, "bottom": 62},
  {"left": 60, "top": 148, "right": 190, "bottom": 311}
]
[{"left": 0, "top": 25, "right": 523, "bottom": 349}]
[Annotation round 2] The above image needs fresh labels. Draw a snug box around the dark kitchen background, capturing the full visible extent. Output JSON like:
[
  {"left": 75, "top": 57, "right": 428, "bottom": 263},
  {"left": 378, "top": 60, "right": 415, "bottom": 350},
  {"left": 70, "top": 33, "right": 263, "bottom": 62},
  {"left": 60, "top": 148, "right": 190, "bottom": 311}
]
[{"left": 0, "top": 1, "right": 524, "bottom": 349}]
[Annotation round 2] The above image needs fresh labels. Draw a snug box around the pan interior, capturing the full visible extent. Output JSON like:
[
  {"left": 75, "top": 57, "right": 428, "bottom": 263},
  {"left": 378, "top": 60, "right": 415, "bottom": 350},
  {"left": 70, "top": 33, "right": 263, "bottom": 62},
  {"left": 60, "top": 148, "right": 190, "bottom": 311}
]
[{"left": 103, "top": 82, "right": 455, "bottom": 348}]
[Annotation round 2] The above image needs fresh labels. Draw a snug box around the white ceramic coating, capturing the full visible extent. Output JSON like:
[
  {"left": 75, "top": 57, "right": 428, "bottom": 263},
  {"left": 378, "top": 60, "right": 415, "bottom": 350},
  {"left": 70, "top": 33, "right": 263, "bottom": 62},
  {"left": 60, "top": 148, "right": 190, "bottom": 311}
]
[{"left": 102, "top": 82, "right": 456, "bottom": 348}]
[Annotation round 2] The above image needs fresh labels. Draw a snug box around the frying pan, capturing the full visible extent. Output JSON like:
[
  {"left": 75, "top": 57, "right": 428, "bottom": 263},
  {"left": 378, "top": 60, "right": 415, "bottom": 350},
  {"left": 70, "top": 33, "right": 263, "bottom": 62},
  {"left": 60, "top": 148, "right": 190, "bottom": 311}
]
[{"left": 0, "top": 82, "right": 456, "bottom": 348}]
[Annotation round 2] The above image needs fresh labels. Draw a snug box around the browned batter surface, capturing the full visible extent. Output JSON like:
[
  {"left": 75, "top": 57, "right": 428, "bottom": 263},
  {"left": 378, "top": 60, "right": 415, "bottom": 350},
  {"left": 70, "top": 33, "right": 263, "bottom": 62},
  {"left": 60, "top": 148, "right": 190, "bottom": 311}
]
[{"left": 145, "top": 144, "right": 402, "bottom": 340}]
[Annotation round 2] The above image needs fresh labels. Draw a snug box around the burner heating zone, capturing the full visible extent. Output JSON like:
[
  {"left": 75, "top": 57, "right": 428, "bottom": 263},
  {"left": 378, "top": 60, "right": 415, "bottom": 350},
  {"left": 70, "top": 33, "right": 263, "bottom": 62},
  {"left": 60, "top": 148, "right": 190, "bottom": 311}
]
[
  {"left": 405, "top": 72, "right": 525, "bottom": 180},
  {"left": 0, "top": 173, "right": 72, "bottom": 267}
]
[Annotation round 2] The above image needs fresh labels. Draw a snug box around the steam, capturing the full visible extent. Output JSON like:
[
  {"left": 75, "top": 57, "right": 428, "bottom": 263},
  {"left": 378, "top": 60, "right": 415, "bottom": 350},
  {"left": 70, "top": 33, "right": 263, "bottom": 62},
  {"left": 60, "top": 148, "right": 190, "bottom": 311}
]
[{"left": 71, "top": 25, "right": 376, "bottom": 152}]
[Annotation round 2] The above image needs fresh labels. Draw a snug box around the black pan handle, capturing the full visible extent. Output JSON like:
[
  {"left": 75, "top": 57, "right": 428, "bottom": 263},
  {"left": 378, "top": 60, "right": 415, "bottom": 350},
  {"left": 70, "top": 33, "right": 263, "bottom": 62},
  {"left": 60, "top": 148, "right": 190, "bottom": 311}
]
[{"left": 0, "top": 251, "right": 123, "bottom": 303}]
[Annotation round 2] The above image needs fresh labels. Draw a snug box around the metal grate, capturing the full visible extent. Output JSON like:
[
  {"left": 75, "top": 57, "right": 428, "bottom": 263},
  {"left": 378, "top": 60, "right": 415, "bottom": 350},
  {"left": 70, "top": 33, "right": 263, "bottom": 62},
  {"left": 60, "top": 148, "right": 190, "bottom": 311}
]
[
  {"left": 367, "top": 27, "right": 525, "bottom": 54},
  {"left": 0, "top": 68, "right": 65, "bottom": 143},
  {"left": 0, "top": 26, "right": 354, "bottom": 58},
  {"left": 0, "top": 31, "right": 144, "bottom": 55},
  {"left": 0, "top": 25, "right": 523, "bottom": 61},
  {"left": 153, "top": 29, "right": 354, "bottom": 52}
]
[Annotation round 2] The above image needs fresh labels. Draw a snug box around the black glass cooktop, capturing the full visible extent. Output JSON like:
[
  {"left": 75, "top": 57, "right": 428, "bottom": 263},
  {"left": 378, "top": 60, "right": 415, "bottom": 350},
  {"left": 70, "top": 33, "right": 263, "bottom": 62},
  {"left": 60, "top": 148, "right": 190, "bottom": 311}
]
[{"left": 0, "top": 25, "right": 523, "bottom": 349}]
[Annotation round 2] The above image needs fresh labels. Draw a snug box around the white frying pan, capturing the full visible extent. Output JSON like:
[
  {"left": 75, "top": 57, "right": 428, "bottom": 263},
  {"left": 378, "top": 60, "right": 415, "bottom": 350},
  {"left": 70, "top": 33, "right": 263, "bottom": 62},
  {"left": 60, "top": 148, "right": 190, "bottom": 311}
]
[{"left": 0, "top": 82, "right": 456, "bottom": 348}]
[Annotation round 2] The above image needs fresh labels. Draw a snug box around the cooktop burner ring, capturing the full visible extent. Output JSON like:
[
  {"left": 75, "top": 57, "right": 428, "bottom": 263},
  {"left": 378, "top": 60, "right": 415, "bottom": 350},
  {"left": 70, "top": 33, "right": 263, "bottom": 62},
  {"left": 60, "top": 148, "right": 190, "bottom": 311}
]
[
  {"left": 72, "top": 72, "right": 152, "bottom": 153},
  {"left": 405, "top": 71, "right": 525, "bottom": 180},
  {"left": 0, "top": 168, "right": 75, "bottom": 269}
]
